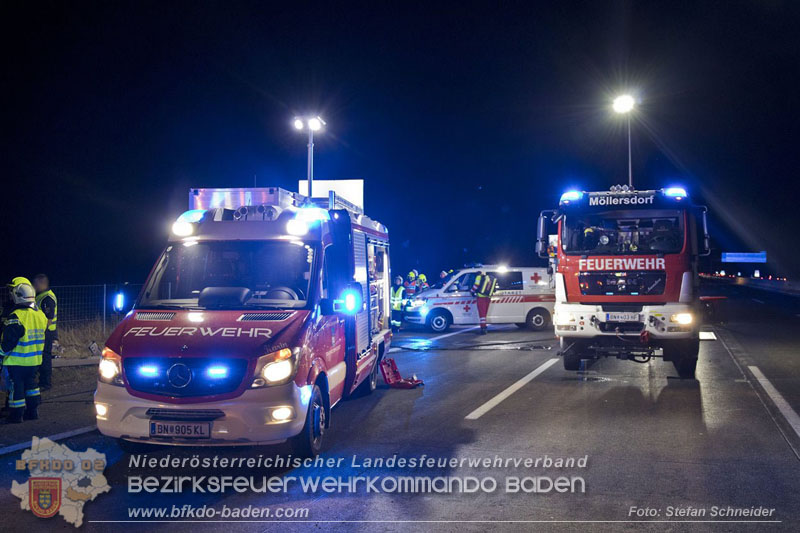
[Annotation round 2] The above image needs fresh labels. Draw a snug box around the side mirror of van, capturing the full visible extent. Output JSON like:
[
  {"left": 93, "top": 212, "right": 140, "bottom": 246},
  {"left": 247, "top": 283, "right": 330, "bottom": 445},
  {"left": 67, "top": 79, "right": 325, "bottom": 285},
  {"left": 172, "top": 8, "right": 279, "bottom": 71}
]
[{"left": 319, "top": 298, "right": 336, "bottom": 316}]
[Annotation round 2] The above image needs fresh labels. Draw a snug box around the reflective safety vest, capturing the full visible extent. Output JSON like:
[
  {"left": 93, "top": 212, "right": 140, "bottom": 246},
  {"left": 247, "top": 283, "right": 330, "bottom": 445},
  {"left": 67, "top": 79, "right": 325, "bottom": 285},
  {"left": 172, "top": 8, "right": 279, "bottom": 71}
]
[
  {"left": 35, "top": 289, "right": 57, "bottom": 332},
  {"left": 2, "top": 307, "right": 47, "bottom": 366},
  {"left": 391, "top": 286, "right": 405, "bottom": 311},
  {"left": 473, "top": 274, "right": 498, "bottom": 298},
  {"left": 404, "top": 280, "right": 417, "bottom": 297}
]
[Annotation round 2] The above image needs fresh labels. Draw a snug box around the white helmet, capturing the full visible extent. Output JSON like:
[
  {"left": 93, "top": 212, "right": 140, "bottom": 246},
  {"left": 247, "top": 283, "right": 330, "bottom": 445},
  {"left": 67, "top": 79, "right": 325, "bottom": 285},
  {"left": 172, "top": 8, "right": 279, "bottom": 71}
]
[{"left": 9, "top": 279, "right": 36, "bottom": 305}]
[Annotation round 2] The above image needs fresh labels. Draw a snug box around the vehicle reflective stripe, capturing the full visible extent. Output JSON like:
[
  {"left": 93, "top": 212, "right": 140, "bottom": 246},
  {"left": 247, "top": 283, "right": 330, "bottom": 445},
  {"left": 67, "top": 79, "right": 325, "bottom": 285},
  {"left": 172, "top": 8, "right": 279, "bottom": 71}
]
[{"left": 26, "top": 388, "right": 40, "bottom": 397}]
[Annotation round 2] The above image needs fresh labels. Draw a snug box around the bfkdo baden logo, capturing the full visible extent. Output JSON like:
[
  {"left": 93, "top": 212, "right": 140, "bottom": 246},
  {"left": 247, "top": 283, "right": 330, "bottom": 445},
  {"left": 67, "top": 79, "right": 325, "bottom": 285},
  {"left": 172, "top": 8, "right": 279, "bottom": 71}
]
[
  {"left": 11, "top": 437, "right": 111, "bottom": 527},
  {"left": 30, "top": 478, "right": 62, "bottom": 518}
]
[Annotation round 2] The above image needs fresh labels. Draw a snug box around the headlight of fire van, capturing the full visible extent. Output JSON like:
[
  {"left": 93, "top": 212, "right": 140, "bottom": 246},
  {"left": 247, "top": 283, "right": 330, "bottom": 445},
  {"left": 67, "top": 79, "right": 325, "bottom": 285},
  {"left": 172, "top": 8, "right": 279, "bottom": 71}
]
[
  {"left": 670, "top": 313, "right": 693, "bottom": 325},
  {"left": 98, "top": 347, "right": 124, "bottom": 386},
  {"left": 252, "top": 347, "right": 298, "bottom": 388}
]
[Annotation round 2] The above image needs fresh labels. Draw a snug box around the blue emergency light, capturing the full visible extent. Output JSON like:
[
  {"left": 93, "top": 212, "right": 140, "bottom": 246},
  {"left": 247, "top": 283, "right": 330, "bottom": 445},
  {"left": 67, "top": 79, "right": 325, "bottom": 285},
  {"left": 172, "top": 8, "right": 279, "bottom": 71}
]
[
  {"left": 138, "top": 365, "right": 159, "bottom": 378},
  {"left": 560, "top": 190, "right": 583, "bottom": 203},
  {"left": 336, "top": 287, "right": 363, "bottom": 314},
  {"left": 664, "top": 187, "right": 687, "bottom": 198},
  {"left": 113, "top": 292, "right": 125, "bottom": 312},
  {"left": 206, "top": 365, "right": 229, "bottom": 379}
]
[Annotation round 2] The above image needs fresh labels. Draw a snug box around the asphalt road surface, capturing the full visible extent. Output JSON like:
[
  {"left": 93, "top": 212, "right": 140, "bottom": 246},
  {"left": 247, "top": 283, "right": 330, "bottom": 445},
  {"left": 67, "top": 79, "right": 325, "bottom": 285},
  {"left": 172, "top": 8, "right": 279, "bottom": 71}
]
[{"left": 2, "top": 281, "right": 799, "bottom": 531}]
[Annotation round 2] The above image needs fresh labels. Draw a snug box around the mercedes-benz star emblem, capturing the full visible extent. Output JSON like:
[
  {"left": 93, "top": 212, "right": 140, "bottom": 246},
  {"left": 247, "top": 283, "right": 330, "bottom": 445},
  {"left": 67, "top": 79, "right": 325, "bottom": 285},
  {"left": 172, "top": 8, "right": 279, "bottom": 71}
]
[{"left": 167, "top": 363, "right": 193, "bottom": 388}]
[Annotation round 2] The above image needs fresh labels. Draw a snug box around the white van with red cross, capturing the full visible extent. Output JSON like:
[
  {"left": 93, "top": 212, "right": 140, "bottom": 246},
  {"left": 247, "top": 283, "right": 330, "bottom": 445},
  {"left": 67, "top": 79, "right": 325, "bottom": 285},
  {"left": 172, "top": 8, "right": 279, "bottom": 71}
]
[{"left": 404, "top": 266, "right": 555, "bottom": 333}]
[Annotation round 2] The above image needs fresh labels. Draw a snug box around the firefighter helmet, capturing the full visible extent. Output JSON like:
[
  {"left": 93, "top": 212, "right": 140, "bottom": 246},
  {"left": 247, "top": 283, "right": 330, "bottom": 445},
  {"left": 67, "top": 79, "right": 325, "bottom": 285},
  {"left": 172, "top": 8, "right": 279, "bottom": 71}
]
[
  {"left": 8, "top": 278, "right": 36, "bottom": 305},
  {"left": 407, "top": 271, "right": 416, "bottom": 280},
  {"left": 394, "top": 275, "right": 403, "bottom": 284},
  {"left": 419, "top": 274, "right": 427, "bottom": 283}
]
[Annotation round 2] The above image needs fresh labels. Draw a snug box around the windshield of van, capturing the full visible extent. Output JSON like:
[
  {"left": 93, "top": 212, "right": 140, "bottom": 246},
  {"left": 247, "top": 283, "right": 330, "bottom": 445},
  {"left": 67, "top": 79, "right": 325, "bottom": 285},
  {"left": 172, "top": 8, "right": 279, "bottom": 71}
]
[
  {"left": 561, "top": 209, "right": 684, "bottom": 255},
  {"left": 139, "top": 240, "right": 316, "bottom": 309}
]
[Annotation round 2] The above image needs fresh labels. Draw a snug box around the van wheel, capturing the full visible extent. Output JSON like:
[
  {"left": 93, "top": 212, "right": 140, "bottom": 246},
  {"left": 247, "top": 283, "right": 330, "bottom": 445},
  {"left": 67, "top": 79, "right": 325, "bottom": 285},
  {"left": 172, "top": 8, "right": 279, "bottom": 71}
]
[
  {"left": 666, "top": 338, "right": 700, "bottom": 379},
  {"left": 563, "top": 354, "right": 581, "bottom": 371},
  {"left": 356, "top": 352, "right": 381, "bottom": 396},
  {"left": 560, "top": 337, "right": 584, "bottom": 371},
  {"left": 525, "top": 309, "right": 551, "bottom": 331},
  {"left": 427, "top": 310, "right": 451, "bottom": 333},
  {"left": 291, "top": 385, "right": 325, "bottom": 458}
]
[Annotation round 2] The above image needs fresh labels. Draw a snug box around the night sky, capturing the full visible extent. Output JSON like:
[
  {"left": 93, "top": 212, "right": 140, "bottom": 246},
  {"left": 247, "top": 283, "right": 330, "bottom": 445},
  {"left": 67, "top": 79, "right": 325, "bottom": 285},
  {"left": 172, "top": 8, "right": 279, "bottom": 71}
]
[{"left": 3, "top": 1, "right": 799, "bottom": 285}]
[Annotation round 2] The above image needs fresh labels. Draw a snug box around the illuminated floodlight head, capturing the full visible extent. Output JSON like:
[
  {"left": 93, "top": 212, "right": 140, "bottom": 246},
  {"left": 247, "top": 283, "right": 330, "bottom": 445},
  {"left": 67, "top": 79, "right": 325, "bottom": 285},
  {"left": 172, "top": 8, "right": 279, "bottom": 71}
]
[
  {"left": 172, "top": 209, "right": 206, "bottom": 237},
  {"left": 664, "top": 186, "right": 687, "bottom": 198},
  {"left": 293, "top": 117, "right": 304, "bottom": 130},
  {"left": 286, "top": 218, "right": 309, "bottom": 236},
  {"left": 559, "top": 190, "right": 583, "bottom": 204},
  {"left": 308, "top": 116, "right": 323, "bottom": 131},
  {"left": 497, "top": 265, "right": 509, "bottom": 273},
  {"left": 613, "top": 94, "right": 635, "bottom": 114}
]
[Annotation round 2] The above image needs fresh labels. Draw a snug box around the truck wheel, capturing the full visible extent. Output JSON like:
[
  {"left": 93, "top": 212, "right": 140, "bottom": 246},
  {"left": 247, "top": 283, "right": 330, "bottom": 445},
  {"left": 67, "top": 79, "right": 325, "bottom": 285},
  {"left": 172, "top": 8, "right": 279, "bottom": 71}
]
[
  {"left": 668, "top": 338, "right": 700, "bottom": 379},
  {"left": 525, "top": 309, "right": 551, "bottom": 331},
  {"left": 427, "top": 310, "right": 451, "bottom": 333},
  {"left": 560, "top": 337, "right": 584, "bottom": 371},
  {"left": 290, "top": 385, "right": 326, "bottom": 458},
  {"left": 563, "top": 353, "right": 581, "bottom": 371}
]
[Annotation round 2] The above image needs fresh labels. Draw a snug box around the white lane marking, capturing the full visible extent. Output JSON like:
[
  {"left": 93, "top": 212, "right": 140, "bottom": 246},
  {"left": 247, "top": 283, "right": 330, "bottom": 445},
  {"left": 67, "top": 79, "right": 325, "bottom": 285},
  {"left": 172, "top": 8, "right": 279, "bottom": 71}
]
[
  {"left": 699, "top": 331, "right": 717, "bottom": 340},
  {"left": 748, "top": 366, "right": 800, "bottom": 440},
  {"left": 428, "top": 326, "right": 479, "bottom": 342},
  {"left": 752, "top": 298, "right": 765, "bottom": 304},
  {"left": 0, "top": 425, "right": 97, "bottom": 457},
  {"left": 465, "top": 358, "right": 559, "bottom": 420}
]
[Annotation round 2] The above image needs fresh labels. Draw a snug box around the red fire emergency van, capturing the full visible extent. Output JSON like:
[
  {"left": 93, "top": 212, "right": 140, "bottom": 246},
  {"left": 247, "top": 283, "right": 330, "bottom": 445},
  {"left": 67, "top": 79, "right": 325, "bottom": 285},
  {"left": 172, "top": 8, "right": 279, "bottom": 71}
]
[{"left": 94, "top": 185, "right": 391, "bottom": 456}]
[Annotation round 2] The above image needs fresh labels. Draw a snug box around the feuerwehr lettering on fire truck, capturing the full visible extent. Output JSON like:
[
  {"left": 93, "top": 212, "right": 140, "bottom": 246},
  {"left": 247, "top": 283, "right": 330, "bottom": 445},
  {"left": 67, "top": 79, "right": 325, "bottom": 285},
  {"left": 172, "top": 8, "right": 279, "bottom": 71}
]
[
  {"left": 124, "top": 326, "right": 272, "bottom": 338},
  {"left": 578, "top": 257, "right": 666, "bottom": 271}
]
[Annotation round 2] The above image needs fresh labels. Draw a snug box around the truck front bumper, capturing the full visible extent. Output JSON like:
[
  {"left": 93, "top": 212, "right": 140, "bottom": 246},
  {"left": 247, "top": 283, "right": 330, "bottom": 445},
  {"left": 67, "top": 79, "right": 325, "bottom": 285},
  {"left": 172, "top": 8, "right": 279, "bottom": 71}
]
[
  {"left": 94, "top": 381, "right": 311, "bottom": 446},
  {"left": 553, "top": 302, "right": 697, "bottom": 343}
]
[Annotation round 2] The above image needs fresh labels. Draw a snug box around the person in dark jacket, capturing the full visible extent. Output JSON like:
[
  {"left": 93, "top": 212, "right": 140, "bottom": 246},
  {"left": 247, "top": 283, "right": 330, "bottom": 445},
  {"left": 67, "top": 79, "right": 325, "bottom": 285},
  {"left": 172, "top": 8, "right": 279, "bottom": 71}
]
[{"left": 33, "top": 274, "right": 57, "bottom": 391}]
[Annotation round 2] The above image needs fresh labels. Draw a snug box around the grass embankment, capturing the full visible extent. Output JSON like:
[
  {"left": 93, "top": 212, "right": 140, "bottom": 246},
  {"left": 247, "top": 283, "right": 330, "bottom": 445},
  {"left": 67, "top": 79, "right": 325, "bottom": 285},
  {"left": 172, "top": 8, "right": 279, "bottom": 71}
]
[{"left": 56, "top": 319, "right": 116, "bottom": 359}]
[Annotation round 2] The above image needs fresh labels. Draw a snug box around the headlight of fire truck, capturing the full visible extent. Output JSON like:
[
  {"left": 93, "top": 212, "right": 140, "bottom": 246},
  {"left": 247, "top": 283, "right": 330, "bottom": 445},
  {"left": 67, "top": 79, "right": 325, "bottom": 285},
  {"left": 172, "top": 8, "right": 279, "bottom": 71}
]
[
  {"left": 252, "top": 347, "right": 299, "bottom": 387},
  {"left": 98, "top": 347, "right": 124, "bottom": 386},
  {"left": 670, "top": 312, "right": 693, "bottom": 325}
]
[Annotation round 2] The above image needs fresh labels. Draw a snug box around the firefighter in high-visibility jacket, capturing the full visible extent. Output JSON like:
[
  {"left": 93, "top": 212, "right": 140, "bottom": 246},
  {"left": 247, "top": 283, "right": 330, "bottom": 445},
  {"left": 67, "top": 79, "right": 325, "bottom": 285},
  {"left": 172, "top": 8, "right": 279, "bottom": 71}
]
[
  {"left": 390, "top": 276, "right": 405, "bottom": 332},
  {"left": 404, "top": 271, "right": 418, "bottom": 298},
  {"left": 471, "top": 271, "right": 498, "bottom": 335},
  {"left": 1, "top": 278, "right": 47, "bottom": 423}
]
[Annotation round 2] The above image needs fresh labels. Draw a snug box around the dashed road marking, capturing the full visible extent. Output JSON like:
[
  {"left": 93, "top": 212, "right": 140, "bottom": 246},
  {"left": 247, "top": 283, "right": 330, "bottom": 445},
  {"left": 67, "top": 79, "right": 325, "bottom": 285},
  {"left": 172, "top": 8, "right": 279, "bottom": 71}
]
[
  {"left": 465, "top": 358, "right": 559, "bottom": 420},
  {"left": 699, "top": 331, "right": 717, "bottom": 341},
  {"left": 748, "top": 366, "right": 800, "bottom": 440}
]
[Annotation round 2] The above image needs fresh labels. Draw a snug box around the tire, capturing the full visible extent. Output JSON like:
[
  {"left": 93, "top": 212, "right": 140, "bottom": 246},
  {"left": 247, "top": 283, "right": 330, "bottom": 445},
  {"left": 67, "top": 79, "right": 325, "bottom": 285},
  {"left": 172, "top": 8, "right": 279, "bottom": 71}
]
[
  {"left": 560, "top": 337, "right": 584, "bottom": 371},
  {"left": 355, "top": 351, "right": 382, "bottom": 396},
  {"left": 666, "top": 338, "right": 700, "bottom": 379},
  {"left": 525, "top": 308, "right": 551, "bottom": 331},
  {"left": 563, "top": 353, "right": 581, "bottom": 371},
  {"left": 427, "top": 310, "right": 451, "bottom": 333},
  {"left": 290, "top": 384, "right": 326, "bottom": 458}
]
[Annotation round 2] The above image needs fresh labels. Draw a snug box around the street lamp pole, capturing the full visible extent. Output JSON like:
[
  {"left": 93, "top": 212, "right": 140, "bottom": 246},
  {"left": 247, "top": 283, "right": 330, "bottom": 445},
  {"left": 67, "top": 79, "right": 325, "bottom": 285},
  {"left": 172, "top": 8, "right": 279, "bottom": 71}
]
[
  {"left": 293, "top": 116, "right": 325, "bottom": 200},
  {"left": 612, "top": 94, "right": 635, "bottom": 189},
  {"left": 626, "top": 115, "right": 632, "bottom": 188}
]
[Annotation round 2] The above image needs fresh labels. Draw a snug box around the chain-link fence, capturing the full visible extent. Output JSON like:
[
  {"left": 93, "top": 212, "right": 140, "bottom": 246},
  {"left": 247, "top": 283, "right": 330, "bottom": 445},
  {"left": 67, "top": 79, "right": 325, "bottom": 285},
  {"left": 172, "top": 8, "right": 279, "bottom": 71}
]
[{"left": 0, "top": 283, "right": 143, "bottom": 357}]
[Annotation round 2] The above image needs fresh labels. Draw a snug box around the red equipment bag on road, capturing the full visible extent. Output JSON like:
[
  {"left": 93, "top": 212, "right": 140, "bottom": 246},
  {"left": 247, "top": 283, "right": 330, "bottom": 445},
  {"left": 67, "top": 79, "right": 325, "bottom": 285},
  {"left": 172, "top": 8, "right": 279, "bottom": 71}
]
[{"left": 380, "top": 358, "right": 424, "bottom": 389}]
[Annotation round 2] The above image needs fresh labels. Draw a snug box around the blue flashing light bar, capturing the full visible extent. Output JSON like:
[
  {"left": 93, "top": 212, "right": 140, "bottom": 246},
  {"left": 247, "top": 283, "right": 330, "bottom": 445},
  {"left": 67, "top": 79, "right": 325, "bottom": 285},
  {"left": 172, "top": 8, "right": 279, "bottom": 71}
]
[
  {"left": 559, "top": 190, "right": 583, "bottom": 204},
  {"left": 178, "top": 209, "right": 206, "bottom": 223},
  {"left": 721, "top": 251, "right": 767, "bottom": 264},
  {"left": 664, "top": 187, "right": 687, "bottom": 198}
]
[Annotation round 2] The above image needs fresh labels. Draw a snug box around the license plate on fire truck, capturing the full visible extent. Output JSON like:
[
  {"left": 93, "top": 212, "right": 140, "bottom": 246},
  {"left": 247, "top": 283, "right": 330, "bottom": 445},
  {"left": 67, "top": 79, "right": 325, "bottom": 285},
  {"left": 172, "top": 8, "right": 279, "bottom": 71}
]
[
  {"left": 604, "top": 312, "right": 641, "bottom": 322},
  {"left": 149, "top": 421, "right": 211, "bottom": 439}
]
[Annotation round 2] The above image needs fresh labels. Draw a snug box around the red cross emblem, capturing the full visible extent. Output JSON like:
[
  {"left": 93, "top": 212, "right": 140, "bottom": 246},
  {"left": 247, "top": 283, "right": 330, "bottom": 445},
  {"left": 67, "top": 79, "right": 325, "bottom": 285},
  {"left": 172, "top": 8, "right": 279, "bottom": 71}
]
[
  {"left": 463, "top": 304, "right": 471, "bottom": 312},
  {"left": 531, "top": 272, "right": 542, "bottom": 283}
]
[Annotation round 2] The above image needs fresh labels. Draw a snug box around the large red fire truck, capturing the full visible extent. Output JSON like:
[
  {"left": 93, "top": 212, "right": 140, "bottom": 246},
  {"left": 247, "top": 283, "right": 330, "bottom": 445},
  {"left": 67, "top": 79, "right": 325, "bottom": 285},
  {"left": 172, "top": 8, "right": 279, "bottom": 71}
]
[
  {"left": 537, "top": 185, "right": 710, "bottom": 378},
  {"left": 94, "top": 184, "right": 391, "bottom": 456}
]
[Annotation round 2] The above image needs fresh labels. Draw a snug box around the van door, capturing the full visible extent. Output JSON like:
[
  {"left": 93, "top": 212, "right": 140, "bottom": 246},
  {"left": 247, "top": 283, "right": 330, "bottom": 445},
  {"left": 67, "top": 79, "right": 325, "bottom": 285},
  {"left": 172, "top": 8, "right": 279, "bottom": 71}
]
[
  {"left": 444, "top": 272, "right": 478, "bottom": 325},
  {"left": 486, "top": 270, "right": 525, "bottom": 322},
  {"left": 319, "top": 248, "right": 346, "bottom": 403}
]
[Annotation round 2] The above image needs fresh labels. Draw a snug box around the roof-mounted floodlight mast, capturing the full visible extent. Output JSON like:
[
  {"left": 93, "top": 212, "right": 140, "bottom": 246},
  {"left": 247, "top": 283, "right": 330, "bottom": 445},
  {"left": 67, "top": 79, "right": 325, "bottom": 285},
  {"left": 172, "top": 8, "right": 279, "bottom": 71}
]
[
  {"left": 293, "top": 116, "right": 326, "bottom": 204},
  {"left": 613, "top": 94, "right": 636, "bottom": 189}
]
